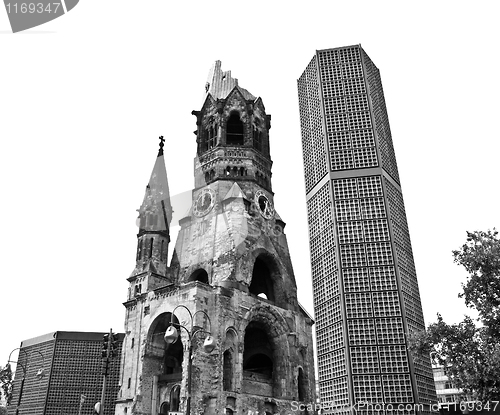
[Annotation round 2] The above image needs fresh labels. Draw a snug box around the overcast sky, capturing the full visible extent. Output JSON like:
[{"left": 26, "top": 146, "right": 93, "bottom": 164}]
[{"left": 1, "top": 1, "right": 499, "bottom": 369}]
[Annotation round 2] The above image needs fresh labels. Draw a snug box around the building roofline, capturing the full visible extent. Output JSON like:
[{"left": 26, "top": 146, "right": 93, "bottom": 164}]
[
  {"left": 316, "top": 44, "right": 362, "bottom": 53},
  {"left": 19, "top": 331, "right": 125, "bottom": 347}
]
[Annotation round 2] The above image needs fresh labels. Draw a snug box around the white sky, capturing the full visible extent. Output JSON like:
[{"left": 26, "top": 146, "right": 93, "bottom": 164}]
[{"left": 1, "top": 1, "right": 499, "bottom": 368}]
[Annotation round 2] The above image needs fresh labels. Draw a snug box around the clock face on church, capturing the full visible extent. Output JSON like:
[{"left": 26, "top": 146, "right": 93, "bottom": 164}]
[
  {"left": 193, "top": 188, "right": 216, "bottom": 217},
  {"left": 255, "top": 190, "right": 274, "bottom": 220}
]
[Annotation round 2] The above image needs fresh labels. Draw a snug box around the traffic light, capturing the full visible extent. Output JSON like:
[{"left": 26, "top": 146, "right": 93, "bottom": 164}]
[
  {"left": 102, "top": 334, "right": 109, "bottom": 359},
  {"left": 101, "top": 359, "right": 109, "bottom": 376},
  {"left": 110, "top": 333, "right": 118, "bottom": 358}
]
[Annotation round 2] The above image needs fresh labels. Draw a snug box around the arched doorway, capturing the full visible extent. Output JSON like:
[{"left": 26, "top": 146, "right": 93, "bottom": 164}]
[
  {"left": 243, "top": 322, "right": 274, "bottom": 380},
  {"left": 147, "top": 313, "right": 183, "bottom": 378}
]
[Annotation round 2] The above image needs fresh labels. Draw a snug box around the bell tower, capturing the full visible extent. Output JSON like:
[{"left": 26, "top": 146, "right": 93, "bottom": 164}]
[{"left": 115, "top": 63, "right": 316, "bottom": 415}]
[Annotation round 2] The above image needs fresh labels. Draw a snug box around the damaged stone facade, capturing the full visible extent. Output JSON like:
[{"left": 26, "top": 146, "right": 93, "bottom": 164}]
[{"left": 115, "top": 62, "right": 316, "bottom": 415}]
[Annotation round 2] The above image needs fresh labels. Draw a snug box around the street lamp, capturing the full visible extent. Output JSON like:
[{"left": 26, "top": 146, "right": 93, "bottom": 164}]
[
  {"left": 163, "top": 305, "right": 216, "bottom": 415},
  {"left": 7, "top": 348, "right": 45, "bottom": 415}
]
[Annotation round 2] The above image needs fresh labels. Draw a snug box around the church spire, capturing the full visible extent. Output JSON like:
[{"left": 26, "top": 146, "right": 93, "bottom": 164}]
[
  {"left": 132, "top": 137, "right": 173, "bottom": 279},
  {"left": 137, "top": 136, "right": 173, "bottom": 233}
]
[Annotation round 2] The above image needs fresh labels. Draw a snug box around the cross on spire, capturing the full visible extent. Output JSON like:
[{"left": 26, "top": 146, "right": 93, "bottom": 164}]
[{"left": 158, "top": 136, "right": 165, "bottom": 157}]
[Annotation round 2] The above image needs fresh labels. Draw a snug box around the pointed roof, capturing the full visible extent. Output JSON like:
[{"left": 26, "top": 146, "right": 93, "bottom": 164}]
[
  {"left": 204, "top": 61, "right": 256, "bottom": 102},
  {"left": 137, "top": 137, "right": 173, "bottom": 232},
  {"left": 223, "top": 182, "right": 248, "bottom": 201}
]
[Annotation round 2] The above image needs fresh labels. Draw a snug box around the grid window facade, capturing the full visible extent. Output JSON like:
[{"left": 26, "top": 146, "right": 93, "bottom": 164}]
[
  {"left": 382, "top": 374, "right": 414, "bottom": 403},
  {"left": 358, "top": 176, "right": 383, "bottom": 198},
  {"left": 346, "top": 94, "right": 369, "bottom": 113},
  {"left": 347, "top": 319, "right": 377, "bottom": 345},
  {"left": 379, "top": 345, "right": 409, "bottom": 373},
  {"left": 328, "top": 131, "right": 350, "bottom": 150},
  {"left": 345, "top": 292, "right": 372, "bottom": 318},
  {"left": 338, "top": 221, "right": 364, "bottom": 244},
  {"left": 366, "top": 242, "right": 394, "bottom": 266},
  {"left": 315, "top": 295, "right": 342, "bottom": 329},
  {"left": 9, "top": 333, "right": 123, "bottom": 415},
  {"left": 363, "top": 219, "right": 390, "bottom": 242},
  {"left": 416, "top": 374, "right": 440, "bottom": 406},
  {"left": 369, "top": 266, "right": 397, "bottom": 291},
  {"left": 354, "top": 147, "right": 378, "bottom": 168},
  {"left": 299, "top": 45, "right": 436, "bottom": 408},
  {"left": 351, "top": 129, "right": 375, "bottom": 148},
  {"left": 376, "top": 318, "right": 405, "bottom": 344},
  {"left": 333, "top": 178, "right": 358, "bottom": 200},
  {"left": 318, "top": 49, "right": 378, "bottom": 173},
  {"left": 350, "top": 346, "right": 379, "bottom": 374},
  {"left": 360, "top": 198, "right": 386, "bottom": 220},
  {"left": 298, "top": 56, "right": 328, "bottom": 192},
  {"left": 335, "top": 199, "right": 361, "bottom": 222},
  {"left": 372, "top": 291, "right": 401, "bottom": 317},
  {"left": 316, "top": 321, "right": 344, "bottom": 355},
  {"left": 353, "top": 375, "right": 383, "bottom": 403},
  {"left": 343, "top": 268, "right": 370, "bottom": 292},
  {"left": 332, "top": 376, "right": 350, "bottom": 405},
  {"left": 340, "top": 244, "right": 366, "bottom": 268},
  {"left": 313, "top": 269, "right": 339, "bottom": 305},
  {"left": 9, "top": 341, "right": 54, "bottom": 415},
  {"left": 318, "top": 348, "right": 347, "bottom": 380},
  {"left": 361, "top": 48, "right": 400, "bottom": 183}
]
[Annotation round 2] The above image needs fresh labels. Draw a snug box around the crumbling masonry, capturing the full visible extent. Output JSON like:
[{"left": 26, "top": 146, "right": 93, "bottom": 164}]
[{"left": 115, "top": 62, "right": 316, "bottom": 415}]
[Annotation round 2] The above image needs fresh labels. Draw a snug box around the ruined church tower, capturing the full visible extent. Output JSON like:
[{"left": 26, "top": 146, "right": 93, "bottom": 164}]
[{"left": 115, "top": 62, "right": 316, "bottom": 415}]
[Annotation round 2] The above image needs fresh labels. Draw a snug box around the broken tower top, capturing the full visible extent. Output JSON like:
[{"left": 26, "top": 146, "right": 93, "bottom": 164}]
[{"left": 204, "top": 60, "right": 256, "bottom": 102}]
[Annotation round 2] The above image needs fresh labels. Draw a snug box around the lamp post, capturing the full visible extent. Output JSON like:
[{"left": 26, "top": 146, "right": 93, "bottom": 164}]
[
  {"left": 7, "top": 348, "right": 45, "bottom": 415},
  {"left": 163, "top": 305, "right": 216, "bottom": 415}
]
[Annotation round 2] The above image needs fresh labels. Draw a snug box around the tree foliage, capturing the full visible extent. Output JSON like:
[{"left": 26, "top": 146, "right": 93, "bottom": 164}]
[
  {"left": 0, "top": 364, "right": 12, "bottom": 406},
  {"left": 453, "top": 229, "right": 500, "bottom": 336},
  {"left": 409, "top": 229, "right": 500, "bottom": 402}
]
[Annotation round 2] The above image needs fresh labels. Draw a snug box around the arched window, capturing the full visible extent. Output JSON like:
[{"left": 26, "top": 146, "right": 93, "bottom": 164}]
[
  {"left": 209, "top": 169, "right": 215, "bottom": 181},
  {"left": 189, "top": 269, "right": 209, "bottom": 284},
  {"left": 226, "top": 112, "right": 244, "bottom": 145},
  {"left": 207, "top": 126, "right": 215, "bottom": 149},
  {"left": 205, "top": 171, "right": 210, "bottom": 183},
  {"left": 223, "top": 350, "right": 233, "bottom": 391},
  {"left": 134, "top": 284, "right": 141, "bottom": 296},
  {"left": 201, "top": 129, "right": 208, "bottom": 153},
  {"left": 160, "top": 240, "right": 165, "bottom": 262},
  {"left": 149, "top": 238, "right": 154, "bottom": 259},
  {"left": 137, "top": 239, "right": 143, "bottom": 260},
  {"left": 249, "top": 257, "right": 275, "bottom": 302},
  {"left": 243, "top": 322, "right": 273, "bottom": 380},
  {"left": 253, "top": 128, "right": 262, "bottom": 151},
  {"left": 298, "top": 367, "right": 306, "bottom": 401},
  {"left": 170, "top": 385, "right": 180, "bottom": 412}
]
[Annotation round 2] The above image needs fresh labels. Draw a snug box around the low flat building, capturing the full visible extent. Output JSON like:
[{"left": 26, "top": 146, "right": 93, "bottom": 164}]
[
  {"left": 432, "top": 364, "right": 462, "bottom": 407},
  {"left": 8, "top": 331, "right": 123, "bottom": 415}
]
